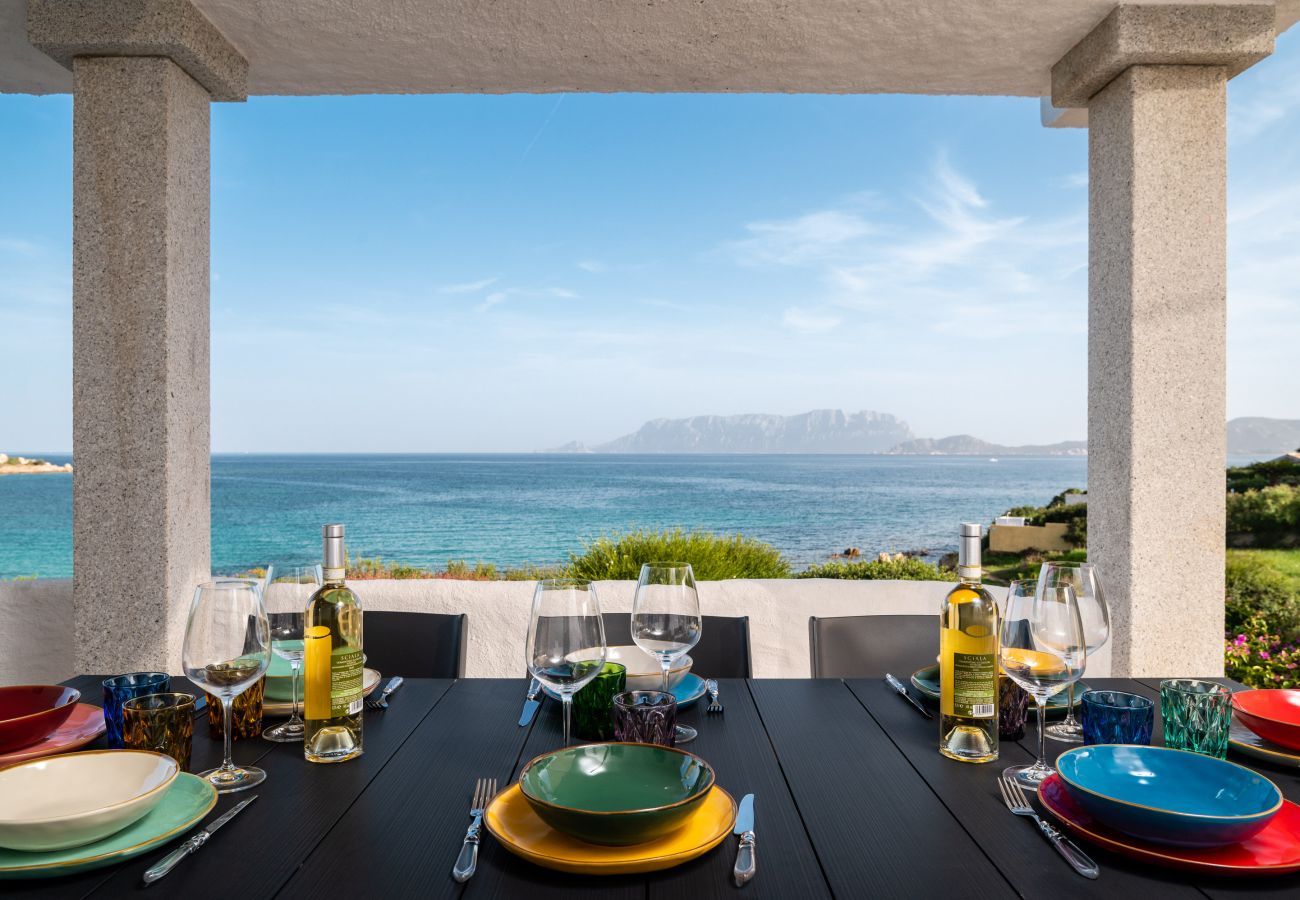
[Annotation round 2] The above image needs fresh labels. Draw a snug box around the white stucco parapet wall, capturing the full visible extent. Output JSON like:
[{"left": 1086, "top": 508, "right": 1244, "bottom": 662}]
[{"left": 1, "top": 577, "right": 1118, "bottom": 684}]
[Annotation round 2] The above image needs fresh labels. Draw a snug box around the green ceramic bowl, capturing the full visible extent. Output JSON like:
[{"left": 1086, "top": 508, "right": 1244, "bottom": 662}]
[{"left": 518, "top": 742, "right": 716, "bottom": 846}]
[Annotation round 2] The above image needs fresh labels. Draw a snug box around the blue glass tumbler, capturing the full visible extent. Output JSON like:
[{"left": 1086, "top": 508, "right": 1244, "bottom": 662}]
[
  {"left": 103, "top": 673, "right": 171, "bottom": 748},
  {"left": 1080, "top": 690, "right": 1154, "bottom": 746}
]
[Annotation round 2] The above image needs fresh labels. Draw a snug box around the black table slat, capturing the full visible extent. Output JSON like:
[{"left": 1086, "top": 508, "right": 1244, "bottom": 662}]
[
  {"left": 749, "top": 678, "right": 1014, "bottom": 899},
  {"left": 849, "top": 676, "right": 1208, "bottom": 899}
]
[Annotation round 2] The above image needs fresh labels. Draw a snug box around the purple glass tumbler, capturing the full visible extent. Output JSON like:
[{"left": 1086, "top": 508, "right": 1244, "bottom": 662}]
[{"left": 613, "top": 690, "right": 677, "bottom": 747}]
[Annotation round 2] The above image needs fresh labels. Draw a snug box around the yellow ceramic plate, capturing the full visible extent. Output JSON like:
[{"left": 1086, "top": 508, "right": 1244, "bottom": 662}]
[
  {"left": 262, "top": 668, "right": 381, "bottom": 717},
  {"left": 485, "top": 783, "right": 736, "bottom": 874}
]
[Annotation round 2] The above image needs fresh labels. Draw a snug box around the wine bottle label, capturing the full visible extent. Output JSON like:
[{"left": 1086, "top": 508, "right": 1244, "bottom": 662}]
[
  {"left": 303, "top": 625, "right": 364, "bottom": 719},
  {"left": 328, "top": 648, "right": 364, "bottom": 717},
  {"left": 949, "top": 652, "right": 996, "bottom": 718}
]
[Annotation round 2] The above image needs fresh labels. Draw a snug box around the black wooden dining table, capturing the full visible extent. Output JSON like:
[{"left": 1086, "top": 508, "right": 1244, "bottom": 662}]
[{"left": 11, "top": 675, "right": 1300, "bottom": 899}]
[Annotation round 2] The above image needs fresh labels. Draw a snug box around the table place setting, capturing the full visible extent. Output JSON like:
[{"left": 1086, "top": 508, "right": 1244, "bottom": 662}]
[{"left": 470, "top": 562, "right": 756, "bottom": 884}]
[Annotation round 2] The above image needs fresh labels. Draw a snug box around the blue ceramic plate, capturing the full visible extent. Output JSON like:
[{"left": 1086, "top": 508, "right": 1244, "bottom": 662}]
[
  {"left": 0, "top": 773, "right": 217, "bottom": 879},
  {"left": 545, "top": 674, "right": 707, "bottom": 710},
  {"left": 1055, "top": 745, "right": 1283, "bottom": 848}
]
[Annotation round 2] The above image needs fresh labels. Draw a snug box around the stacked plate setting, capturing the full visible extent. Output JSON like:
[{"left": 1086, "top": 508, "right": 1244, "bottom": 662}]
[
  {"left": 0, "top": 750, "right": 218, "bottom": 879},
  {"left": 484, "top": 742, "right": 737, "bottom": 874},
  {"left": 1037, "top": 744, "right": 1300, "bottom": 875},
  {"left": 1231, "top": 689, "right": 1300, "bottom": 767}
]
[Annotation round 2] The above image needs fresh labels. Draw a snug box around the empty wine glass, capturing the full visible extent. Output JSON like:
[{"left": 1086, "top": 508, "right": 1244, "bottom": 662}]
[
  {"left": 1038, "top": 562, "right": 1110, "bottom": 743},
  {"left": 183, "top": 580, "right": 272, "bottom": 792},
  {"left": 261, "top": 565, "right": 321, "bottom": 742},
  {"left": 1001, "top": 578, "right": 1086, "bottom": 788},
  {"left": 631, "top": 563, "right": 702, "bottom": 744},
  {"left": 525, "top": 579, "right": 607, "bottom": 747}
]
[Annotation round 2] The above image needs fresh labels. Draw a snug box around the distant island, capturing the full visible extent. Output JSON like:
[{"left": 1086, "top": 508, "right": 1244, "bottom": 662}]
[
  {"left": 0, "top": 453, "right": 72, "bottom": 475},
  {"left": 553, "top": 410, "right": 1300, "bottom": 456}
]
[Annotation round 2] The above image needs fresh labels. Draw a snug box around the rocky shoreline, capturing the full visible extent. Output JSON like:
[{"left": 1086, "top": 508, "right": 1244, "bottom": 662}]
[{"left": 0, "top": 453, "right": 72, "bottom": 475}]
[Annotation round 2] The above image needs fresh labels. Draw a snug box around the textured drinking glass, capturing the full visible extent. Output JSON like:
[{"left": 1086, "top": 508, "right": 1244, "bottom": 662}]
[
  {"left": 204, "top": 676, "right": 265, "bottom": 740},
  {"left": 613, "top": 691, "right": 678, "bottom": 747},
  {"left": 631, "top": 563, "right": 701, "bottom": 744},
  {"left": 1080, "top": 690, "right": 1154, "bottom": 746},
  {"left": 102, "top": 673, "right": 171, "bottom": 749},
  {"left": 123, "top": 692, "right": 195, "bottom": 771},
  {"left": 1161, "top": 679, "right": 1231, "bottom": 759},
  {"left": 998, "top": 675, "right": 1029, "bottom": 741},
  {"left": 573, "top": 662, "right": 627, "bottom": 741},
  {"left": 1038, "top": 562, "right": 1110, "bottom": 744}
]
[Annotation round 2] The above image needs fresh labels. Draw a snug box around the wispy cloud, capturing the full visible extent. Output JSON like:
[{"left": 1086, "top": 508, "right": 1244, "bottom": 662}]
[
  {"left": 782, "top": 306, "right": 842, "bottom": 334},
  {"left": 475, "top": 286, "right": 578, "bottom": 313},
  {"left": 577, "top": 260, "right": 608, "bottom": 273},
  {"left": 0, "top": 237, "right": 41, "bottom": 256},
  {"left": 438, "top": 277, "right": 498, "bottom": 294},
  {"left": 725, "top": 210, "right": 876, "bottom": 266}
]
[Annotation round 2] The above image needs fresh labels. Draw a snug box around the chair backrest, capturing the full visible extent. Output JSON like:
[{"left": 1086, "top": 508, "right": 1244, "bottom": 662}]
[
  {"left": 602, "top": 613, "right": 752, "bottom": 678},
  {"left": 365, "top": 611, "right": 467, "bottom": 679},
  {"left": 808, "top": 614, "right": 936, "bottom": 679}
]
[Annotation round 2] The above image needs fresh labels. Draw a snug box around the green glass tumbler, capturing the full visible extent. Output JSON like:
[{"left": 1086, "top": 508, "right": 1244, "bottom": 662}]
[
  {"left": 573, "top": 662, "right": 627, "bottom": 741},
  {"left": 1160, "top": 679, "right": 1231, "bottom": 759}
]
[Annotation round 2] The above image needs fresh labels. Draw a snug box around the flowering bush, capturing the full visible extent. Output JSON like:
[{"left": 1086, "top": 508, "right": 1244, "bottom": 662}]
[{"left": 1225, "top": 616, "right": 1300, "bottom": 689}]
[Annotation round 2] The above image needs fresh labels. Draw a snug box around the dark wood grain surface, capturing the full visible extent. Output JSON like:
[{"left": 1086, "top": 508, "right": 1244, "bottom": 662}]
[{"left": 8, "top": 675, "right": 1300, "bottom": 898}]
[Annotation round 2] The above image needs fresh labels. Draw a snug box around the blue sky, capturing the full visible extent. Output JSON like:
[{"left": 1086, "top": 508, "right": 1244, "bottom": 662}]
[{"left": 3, "top": 32, "right": 1299, "bottom": 453}]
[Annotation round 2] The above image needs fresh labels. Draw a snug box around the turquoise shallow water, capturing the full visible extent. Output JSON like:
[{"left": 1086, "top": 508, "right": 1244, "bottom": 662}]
[{"left": 0, "top": 453, "right": 1089, "bottom": 578}]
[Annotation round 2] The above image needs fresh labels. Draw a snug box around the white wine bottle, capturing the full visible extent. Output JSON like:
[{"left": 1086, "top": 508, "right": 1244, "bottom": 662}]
[
  {"left": 304, "top": 523, "right": 364, "bottom": 763},
  {"left": 939, "top": 523, "right": 999, "bottom": 763}
]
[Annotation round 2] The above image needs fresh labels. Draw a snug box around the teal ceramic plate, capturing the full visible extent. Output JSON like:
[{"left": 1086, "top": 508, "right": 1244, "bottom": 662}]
[
  {"left": 545, "top": 673, "right": 708, "bottom": 710},
  {"left": 0, "top": 773, "right": 217, "bottom": 879},
  {"left": 519, "top": 742, "right": 716, "bottom": 846},
  {"left": 910, "top": 664, "right": 1086, "bottom": 714}
]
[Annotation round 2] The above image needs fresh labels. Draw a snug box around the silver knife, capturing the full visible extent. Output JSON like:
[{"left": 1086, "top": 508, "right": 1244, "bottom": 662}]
[
  {"left": 518, "top": 678, "right": 542, "bottom": 726},
  {"left": 885, "top": 673, "right": 933, "bottom": 719},
  {"left": 142, "top": 796, "right": 257, "bottom": 885},
  {"left": 733, "top": 793, "right": 756, "bottom": 886}
]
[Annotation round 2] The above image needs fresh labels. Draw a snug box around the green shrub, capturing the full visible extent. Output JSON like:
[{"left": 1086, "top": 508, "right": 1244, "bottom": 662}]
[
  {"left": 1225, "top": 551, "right": 1300, "bottom": 644},
  {"left": 1227, "top": 459, "right": 1300, "bottom": 493},
  {"left": 1226, "top": 616, "right": 1300, "bottom": 689},
  {"left": 798, "top": 557, "right": 957, "bottom": 581},
  {"left": 565, "top": 529, "right": 790, "bottom": 580},
  {"left": 1226, "top": 485, "right": 1300, "bottom": 546},
  {"left": 1002, "top": 495, "right": 1088, "bottom": 547}
]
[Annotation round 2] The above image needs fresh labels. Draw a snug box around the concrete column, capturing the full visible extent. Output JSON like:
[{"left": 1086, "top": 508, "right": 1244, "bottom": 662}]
[
  {"left": 29, "top": 0, "right": 247, "bottom": 673},
  {"left": 1052, "top": 6, "right": 1273, "bottom": 676}
]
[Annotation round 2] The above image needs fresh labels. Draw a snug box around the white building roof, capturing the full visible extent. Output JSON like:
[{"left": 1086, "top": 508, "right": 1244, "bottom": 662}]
[{"left": 2, "top": 0, "right": 1297, "bottom": 99}]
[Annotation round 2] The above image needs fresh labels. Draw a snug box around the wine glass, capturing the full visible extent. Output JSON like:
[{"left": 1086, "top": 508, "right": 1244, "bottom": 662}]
[
  {"left": 1000, "top": 578, "right": 1086, "bottom": 788},
  {"left": 631, "top": 563, "right": 702, "bottom": 744},
  {"left": 183, "top": 580, "right": 272, "bottom": 792},
  {"left": 261, "top": 565, "right": 321, "bottom": 742},
  {"left": 525, "top": 578, "right": 607, "bottom": 747},
  {"left": 1038, "top": 562, "right": 1110, "bottom": 743}
]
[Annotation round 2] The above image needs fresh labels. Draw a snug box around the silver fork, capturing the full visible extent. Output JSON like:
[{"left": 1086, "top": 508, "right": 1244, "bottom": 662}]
[
  {"left": 365, "top": 676, "right": 404, "bottom": 710},
  {"left": 997, "top": 776, "right": 1099, "bottom": 879},
  {"left": 452, "top": 777, "right": 497, "bottom": 882},
  {"left": 706, "top": 679, "right": 723, "bottom": 714}
]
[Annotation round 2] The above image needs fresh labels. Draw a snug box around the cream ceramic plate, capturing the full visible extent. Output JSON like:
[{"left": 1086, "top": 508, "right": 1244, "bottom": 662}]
[
  {"left": 262, "top": 667, "right": 381, "bottom": 717},
  {"left": 0, "top": 750, "right": 179, "bottom": 852},
  {"left": 603, "top": 646, "right": 693, "bottom": 691}
]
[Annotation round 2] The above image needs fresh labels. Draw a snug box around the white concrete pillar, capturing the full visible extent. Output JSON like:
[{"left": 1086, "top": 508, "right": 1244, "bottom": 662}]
[
  {"left": 28, "top": 0, "right": 247, "bottom": 673},
  {"left": 1052, "top": 6, "right": 1273, "bottom": 676}
]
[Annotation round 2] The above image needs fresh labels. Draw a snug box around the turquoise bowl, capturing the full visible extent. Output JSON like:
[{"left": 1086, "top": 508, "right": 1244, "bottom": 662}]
[
  {"left": 1055, "top": 745, "right": 1282, "bottom": 848},
  {"left": 518, "top": 742, "right": 716, "bottom": 846}
]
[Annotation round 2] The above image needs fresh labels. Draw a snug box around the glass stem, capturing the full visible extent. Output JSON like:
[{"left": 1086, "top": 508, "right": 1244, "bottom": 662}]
[
  {"left": 221, "top": 697, "right": 236, "bottom": 774},
  {"left": 562, "top": 695, "right": 573, "bottom": 747},
  {"left": 661, "top": 660, "right": 671, "bottom": 693},
  {"left": 1036, "top": 697, "right": 1048, "bottom": 768},
  {"left": 290, "top": 661, "right": 301, "bottom": 722},
  {"left": 1062, "top": 682, "right": 1078, "bottom": 728}
]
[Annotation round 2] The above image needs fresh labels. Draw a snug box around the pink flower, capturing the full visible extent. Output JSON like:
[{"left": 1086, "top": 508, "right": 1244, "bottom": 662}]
[{"left": 1260, "top": 650, "right": 1271, "bottom": 660}]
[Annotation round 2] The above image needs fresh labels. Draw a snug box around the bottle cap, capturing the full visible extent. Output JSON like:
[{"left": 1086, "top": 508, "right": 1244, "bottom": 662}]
[
  {"left": 960, "top": 523, "right": 982, "bottom": 538},
  {"left": 323, "top": 523, "right": 345, "bottom": 539}
]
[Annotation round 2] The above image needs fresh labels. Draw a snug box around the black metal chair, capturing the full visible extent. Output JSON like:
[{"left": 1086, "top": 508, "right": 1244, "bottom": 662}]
[
  {"left": 365, "top": 612, "right": 468, "bottom": 678},
  {"left": 808, "top": 614, "right": 936, "bottom": 679},
  {"left": 602, "top": 613, "right": 753, "bottom": 678}
]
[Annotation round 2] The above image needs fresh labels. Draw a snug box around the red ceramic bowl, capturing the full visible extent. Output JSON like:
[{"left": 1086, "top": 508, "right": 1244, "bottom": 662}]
[
  {"left": 1234, "top": 690, "right": 1300, "bottom": 752},
  {"left": 0, "top": 686, "right": 81, "bottom": 753}
]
